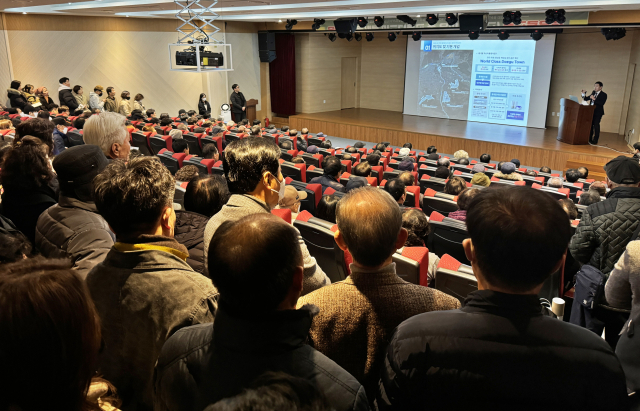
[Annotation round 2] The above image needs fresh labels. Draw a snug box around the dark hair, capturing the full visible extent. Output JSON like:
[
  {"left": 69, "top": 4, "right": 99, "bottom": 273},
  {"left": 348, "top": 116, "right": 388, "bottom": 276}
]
[
  {"left": 466, "top": 187, "right": 571, "bottom": 292},
  {"left": 427, "top": 146, "right": 437, "bottom": 154},
  {"left": 160, "top": 118, "right": 173, "bottom": 126},
  {"left": 1, "top": 136, "right": 54, "bottom": 189},
  {"left": 525, "top": 169, "right": 538, "bottom": 177},
  {"left": 375, "top": 143, "right": 387, "bottom": 152},
  {"left": 184, "top": 175, "right": 229, "bottom": 217},
  {"left": 479, "top": 153, "right": 491, "bottom": 163},
  {"left": 444, "top": 176, "right": 466, "bottom": 195},
  {"left": 224, "top": 137, "right": 280, "bottom": 194},
  {"left": 73, "top": 85, "right": 82, "bottom": 94},
  {"left": 366, "top": 153, "right": 380, "bottom": 166},
  {"left": 322, "top": 156, "right": 342, "bottom": 178},
  {"left": 148, "top": 117, "right": 160, "bottom": 125},
  {"left": 337, "top": 187, "right": 402, "bottom": 267},
  {"left": 435, "top": 166, "right": 450, "bottom": 179},
  {"left": 208, "top": 214, "right": 302, "bottom": 316},
  {"left": 120, "top": 91, "right": 129, "bottom": 99},
  {"left": 202, "top": 143, "right": 219, "bottom": 160},
  {"left": 146, "top": 109, "right": 155, "bottom": 117},
  {"left": 187, "top": 110, "right": 196, "bottom": 117},
  {"left": 134, "top": 93, "right": 144, "bottom": 101},
  {"left": 37, "top": 110, "right": 50, "bottom": 119},
  {"left": 316, "top": 195, "right": 339, "bottom": 223},
  {"left": 192, "top": 126, "right": 205, "bottom": 134},
  {"left": 59, "top": 106, "right": 69, "bottom": 113},
  {"left": 403, "top": 142, "right": 412, "bottom": 149},
  {"left": 291, "top": 156, "right": 305, "bottom": 164},
  {"left": 93, "top": 157, "right": 175, "bottom": 237},
  {"left": 345, "top": 146, "right": 358, "bottom": 154},
  {"left": 232, "top": 84, "right": 239, "bottom": 90},
  {"left": 559, "top": 198, "right": 578, "bottom": 220},
  {"left": 457, "top": 188, "right": 480, "bottom": 210},
  {"left": 106, "top": 86, "right": 114, "bottom": 94},
  {"left": 281, "top": 125, "right": 289, "bottom": 132},
  {"left": 10, "top": 80, "right": 21, "bottom": 90},
  {"left": 634, "top": 142, "right": 640, "bottom": 151},
  {"left": 0, "top": 219, "right": 32, "bottom": 263},
  {"left": 402, "top": 209, "right": 430, "bottom": 247},
  {"left": 353, "top": 161, "right": 371, "bottom": 177},
  {"left": 353, "top": 141, "right": 365, "bottom": 149},
  {"left": 385, "top": 178, "right": 406, "bottom": 202},
  {"left": 497, "top": 161, "right": 505, "bottom": 171},
  {"left": 174, "top": 165, "right": 199, "bottom": 183},
  {"left": 280, "top": 140, "right": 292, "bottom": 150},
  {"left": 172, "top": 139, "right": 189, "bottom": 153},
  {"left": 579, "top": 190, "right": 601, "bottom": 206},
  {"left": 0, "top": 257, "right": 102, "bottom": 411},
  {"left": 577, "top": 166, "right": 589, "bottom": 179},
  {"left": 540, "top": 166, "right": 551, "bottom": 174},
  {"left": 59, "top": 77, "right": 69, "bottom": 84},
  {"left": 23, "top": 104, "right": 37, "bottom": 114},
  {"left": 510, "top": 159, "right": 520, "bottom": 168},
  {"left": 73, "top": 117, "right": 85, "bottom": 130},
  {"left": 458, "top": 158, "right": 470, "bottom": 165},
  {"left": 205, "top": 372, "right": 331, "bottom": 411},
  {"left": 321, "top": 140, "right": 332, "bottom": 148},
  {"left": 565, "top": 168, "right": 581, "bottom": 183},
  {"left": 589, "top": 181, "right": 606, "bottom": 196},
  {"left": 596, "top": 81, "right": 603, "bottom": 87},
  {"left": 23, "top": 84, "right": 33, "bottom": 94}
]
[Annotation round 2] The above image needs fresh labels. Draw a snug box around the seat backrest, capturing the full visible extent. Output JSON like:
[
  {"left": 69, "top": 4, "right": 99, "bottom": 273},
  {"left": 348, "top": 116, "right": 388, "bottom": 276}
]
[
  {"left": 280, "top": 150, "right": 293, "bottom": 162},
  {"left": 183, "top": 133, "right": 203, "bottom": 157},
  {"left": 419, "top": 175, "right": 447, "bottom": 193},
  {"left": 288, "top": 181, "right": 322, "bottom": 215},
  {"left": 393, "top": 247, "right": 429, "bottom": 286},
  {"left": 131, "top": 131, "right": 152, "bottom": 156},
  {"left": 306, "top": 166, "right": 323, "bottom": 181},
  {"left": 422, "top": 189, "right": 459, "bottom": 216},
  {"left": 426, "top": 218, "right": 470, "bottom": 265},
  {"left": 281, "top": 162, "right": 306, "bottom": 183},
  {"left": 173, "top": 183, "right": 186, "bottom": 208},
  {"left": 156, "top": 149, "right": 180, "bottom": 175},
  {"left": 435, "top": 267, "right": 478, "bottom": 304},
  {"left": 149, "top": 135, "right": 170, "bottom": 155},
  {"left": 293, "top": 216, "right": 347, "bottom": 283}
]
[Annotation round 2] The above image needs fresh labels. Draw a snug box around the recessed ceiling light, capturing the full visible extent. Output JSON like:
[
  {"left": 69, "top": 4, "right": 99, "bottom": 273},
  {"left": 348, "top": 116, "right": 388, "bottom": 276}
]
[
  {"left": 278, "top": 19, "right": 282, "bottom": 22},
  {"left": 22, "top": 11, "right": 27, "bottom": 14},
  {"left": 125, "top": 15, "right": 129, "bottom": 17},
  {"left": 417, "top": 15, "right": 420, "bottom": 17}
]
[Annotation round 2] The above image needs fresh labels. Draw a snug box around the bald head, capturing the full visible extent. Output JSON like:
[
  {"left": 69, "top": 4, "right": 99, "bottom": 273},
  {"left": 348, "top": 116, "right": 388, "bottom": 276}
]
[
  {"left": 336, "top": 186, "right": 403, "bottom": 267},
  {"left": 208, "top": 214, "right": 302, "bottom": 315}
]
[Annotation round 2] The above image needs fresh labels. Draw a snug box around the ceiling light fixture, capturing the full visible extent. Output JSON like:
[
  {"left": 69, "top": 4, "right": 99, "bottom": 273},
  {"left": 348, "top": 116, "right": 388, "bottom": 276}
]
[
  {"left": 328, "top": 33, "right": 337, "bottom": 42},
  {"left": 397, "top": 15, "right": 417, "bottom": 26},
  {"left": 388, "top": 32, "right": 397, "bottom": 42},
  {"left": 469, "top": 30, "right": 479, "bottom": 40},
  {"left": 357, "top": 17, "right": 368, "bottom": 27},
  {"left": 498, "top": 30, "right": 510, "bottom": 40},
  {"left": 502, "top": 11, "right": 522, "bottom": 25},
  {"left": 346, "top": 33, "right": 353, "bottom": 42},
  {"left": 445, "top": 13, "right": 458, "bottom": 26},
  {"left": 411, "top": 31, "right": 422, "bottom": 41},
  {"left": 426, "top": 14, "right": 439, "bottom": 25},
  {"left": 602, "top": 27, "right": 626, "bottom": 41},
  {"left": 311, "top": 18, "right": 325, "bottom": 30},
  {"left": 530, "top": 30, "right": 543, "bottom": 41},
  {"left": 374, "top": 16, "right": 384, "bottom": 27},
  {"left": 365, "top": 32, "right": 374, "bottom": 42},
  {"left": 285, "top": 19, "right": 297, "bottom": 30},
  {"left": 355, "top": 32, "right": 362, "bottom": 41},
  {"left": 545, "top": 9, "right": 566, "bottom": 25}
]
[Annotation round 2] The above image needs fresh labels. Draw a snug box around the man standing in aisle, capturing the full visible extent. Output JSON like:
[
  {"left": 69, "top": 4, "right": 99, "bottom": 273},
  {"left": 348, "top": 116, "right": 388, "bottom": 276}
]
[
  {"left": 582, "top": 81, "right": 607, "bottom": 145},
  {"left": 230, "top": 84, "right": 246, "bottom": 122}
]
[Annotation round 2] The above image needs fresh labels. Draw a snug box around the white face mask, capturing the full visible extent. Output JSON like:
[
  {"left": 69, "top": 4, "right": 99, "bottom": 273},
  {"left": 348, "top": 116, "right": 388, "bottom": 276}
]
[
  {"left": 266, "top": 172, "right": 285, "bottom": 202},
  {"left": 202, "top": 97, "right": 206, "bottom": 101},
  {"left": 62, "top": 127, "right": 68, "bottom": 134}
]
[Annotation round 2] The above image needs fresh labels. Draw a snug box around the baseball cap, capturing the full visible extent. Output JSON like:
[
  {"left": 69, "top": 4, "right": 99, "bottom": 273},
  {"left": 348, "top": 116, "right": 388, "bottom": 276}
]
[
  {"left": 278, "top": 185, "right": 308, "bottom": 208},
  {"left": 94, "top": 85, "right": 104, "bottom": 91},
  {"left": 604, "top": 155, "right": 640, "bottom": 184},
  {"left": 53, "top": 145, "right": 110, "bottom": 202}
]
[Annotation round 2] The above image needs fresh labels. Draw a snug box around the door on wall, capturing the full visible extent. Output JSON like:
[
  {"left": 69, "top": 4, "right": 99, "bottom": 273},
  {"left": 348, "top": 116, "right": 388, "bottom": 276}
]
[{"left": 341, "top": 57, "right": 357, "bottom": 109}]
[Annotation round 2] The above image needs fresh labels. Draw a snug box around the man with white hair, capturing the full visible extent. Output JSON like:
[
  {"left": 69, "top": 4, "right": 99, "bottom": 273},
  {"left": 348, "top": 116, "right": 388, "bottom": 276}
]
[
  {"left": 83, "top": 111, "right": 131, "bottom": 160},
  {"left": 169, "top": 129, "right": 183, "bottom": 140},
  {"left": 547, "top": 177, "right": 564, "bottom": 189}
]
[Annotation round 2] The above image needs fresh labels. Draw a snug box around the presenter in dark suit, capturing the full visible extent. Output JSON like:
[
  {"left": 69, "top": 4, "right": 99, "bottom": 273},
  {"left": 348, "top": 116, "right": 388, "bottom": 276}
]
[
  {"left": 230, "top": 83, "right": 247, "bottom": 122},
  {"left": 582, "top": 81, "right": 607, "bottom": 144}
]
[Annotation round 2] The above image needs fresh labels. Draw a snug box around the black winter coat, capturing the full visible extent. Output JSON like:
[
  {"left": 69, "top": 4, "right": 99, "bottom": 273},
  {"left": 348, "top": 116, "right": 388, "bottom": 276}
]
[
  {"left": 229, "top": 91, "right": 246, "bottom": 113},
  {"left": 173, "top": 210, "right": 208, "bottom": 275},
  {"left": 39, "top": 96, "right": 57, "bottom": 111},
  {"left": 1, "top": 180, "right": 59, "bottom": 245},
  {"left": 154, "top": 306, "right": 369, "bottom": 411},
  {"left": 198, "top": 100, "right": 211, "bottom": 116},
  {"left": 58, "top": 88, "right": 79, "bottom": 112},
  {"left": 570, "top": 186, "right": 640, "bottom": 276},
  {"left": 7, "top": 88, "right": 27, "bottom": 110},
  {"left": 378, "top": 290, "right": 629, "bottom": 411}
]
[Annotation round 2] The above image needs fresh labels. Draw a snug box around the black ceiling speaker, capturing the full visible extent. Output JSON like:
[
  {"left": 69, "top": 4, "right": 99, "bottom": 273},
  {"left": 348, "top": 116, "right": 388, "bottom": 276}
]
[{"left": 334, "top": 18, "right": 358, "bottom": 34}]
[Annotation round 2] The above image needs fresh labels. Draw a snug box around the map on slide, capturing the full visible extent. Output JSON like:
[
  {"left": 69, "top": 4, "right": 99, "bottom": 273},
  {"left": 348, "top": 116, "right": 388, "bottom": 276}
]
[{"left": 417, "top": 50, "right": 472, "bottom": 120}]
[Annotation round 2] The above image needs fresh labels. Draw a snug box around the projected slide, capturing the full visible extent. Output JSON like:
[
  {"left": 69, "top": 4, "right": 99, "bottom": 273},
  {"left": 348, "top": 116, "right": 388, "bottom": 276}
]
[{"left": 404, "top": 35, "right": 555, "bottom": 128}]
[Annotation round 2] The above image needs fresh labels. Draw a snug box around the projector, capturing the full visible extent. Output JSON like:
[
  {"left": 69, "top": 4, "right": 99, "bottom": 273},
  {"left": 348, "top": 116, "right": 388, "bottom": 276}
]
[{"left": 175, "top": 51, "right": 224, "bottom": 67}]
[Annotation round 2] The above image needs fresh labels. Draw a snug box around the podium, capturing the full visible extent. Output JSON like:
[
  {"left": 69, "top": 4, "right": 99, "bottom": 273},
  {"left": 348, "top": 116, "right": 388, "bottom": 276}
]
[
  {"left": 557, "top": 98, "right": 595, "bottom": 145},
  {"left": 246, "top": 99, "right": 258, "bottom": 124}
]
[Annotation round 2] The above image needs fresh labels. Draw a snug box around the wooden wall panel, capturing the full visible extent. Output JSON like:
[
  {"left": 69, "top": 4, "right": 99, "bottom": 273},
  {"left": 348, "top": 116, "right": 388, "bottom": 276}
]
[
  {"left": 359, "top": 39, "right": 406, "bottom": 112},
  {"left": 546, "top": 30, "right": 633, "bottom": 134}
]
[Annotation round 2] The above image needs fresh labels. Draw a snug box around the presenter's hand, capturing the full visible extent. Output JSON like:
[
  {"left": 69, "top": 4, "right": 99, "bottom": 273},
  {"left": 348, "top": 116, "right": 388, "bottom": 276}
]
[
  {"left": 590, "top": 95, "right": 596, "bottom": 101},
  {"left": 242, "top": 107, "right": 246, "bottom": 111},
  {"left": 582, "top": 89, "right": 587, "bottom": 94}
]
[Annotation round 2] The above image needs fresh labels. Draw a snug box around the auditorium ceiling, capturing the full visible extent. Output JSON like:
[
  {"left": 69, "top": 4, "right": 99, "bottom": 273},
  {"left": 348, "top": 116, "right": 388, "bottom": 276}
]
[{"left": 3, "top": 0, "right": 640, "bottom": 19}]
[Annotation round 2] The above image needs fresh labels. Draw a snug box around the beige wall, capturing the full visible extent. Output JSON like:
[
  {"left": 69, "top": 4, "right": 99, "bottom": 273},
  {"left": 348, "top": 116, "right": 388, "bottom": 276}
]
[
  {"left": 226, "top": 22, "right": 261, "bottom": 113},
  {"left": 0, "top": 15, "right": 13, "bottom": 99},
  {"left": 360, "top": 39, "right": 406, "bottom": 112}
]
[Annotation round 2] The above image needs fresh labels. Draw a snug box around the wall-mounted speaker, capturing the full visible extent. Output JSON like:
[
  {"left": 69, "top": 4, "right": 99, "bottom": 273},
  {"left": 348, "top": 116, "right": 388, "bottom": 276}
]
[
  {"left": 258, "top": 32, "right": 275, "bottom": 50},
  {"left": 259, "top": 50, "right": 277, "bottom": 63}
]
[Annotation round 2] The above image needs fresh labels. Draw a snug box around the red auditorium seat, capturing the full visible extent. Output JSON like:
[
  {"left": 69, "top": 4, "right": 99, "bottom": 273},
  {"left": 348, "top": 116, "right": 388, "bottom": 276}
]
[
  {"left": 281, "top": 162, "right": 306, "bottom": 183},
  {"left": 288, "top": 181, "right": 322, "bottom": 214},
  {"left": 271, "top": 208, "right": 292, "bottom": 224},
  {"left": 131, "top": 131, "right": 153, "bottom": 156},
  {"left": 426, "top": 211, "right": 469, "bottom": 265},
  {"left": 149, "top": 133, "right": 172, "bottom": 155},
  {"left": 422, "top": 188, "right": 459, "bottom": 217},
  {"left": 393, "top": 247, "right": 430, "bottom": 286},
  {"left": 156, "top": 149, "right": 187, "bottom": 175}
]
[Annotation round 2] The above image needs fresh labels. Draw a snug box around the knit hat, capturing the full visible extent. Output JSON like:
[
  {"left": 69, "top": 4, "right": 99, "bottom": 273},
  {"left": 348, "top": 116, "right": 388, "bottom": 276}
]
[
  {"left": 317, "top": 132, "right": 325, "bottom": 137},
  {"left": 605, "top": 155, "right": 640, "bottom": 184},
  {"left": 472, "top": 164, "right": 485, "bottom": 174},
  {"left": 501, "top": 162, "right": 516, "bottom": 174},
  {"left": 399, "top": 147, "right": 410, "bottom": 157},
  {"left": 471, "top": 172, "right": 491, "bottom": 187},
  {"left": 307, "top": 145, "right": 319, "bottom": 154},
  {"left": 398, "top": 159, "right": 414, "bottom": 172},
  {"left": 53, "top": 145, "right": 109, "bottom": 202}
]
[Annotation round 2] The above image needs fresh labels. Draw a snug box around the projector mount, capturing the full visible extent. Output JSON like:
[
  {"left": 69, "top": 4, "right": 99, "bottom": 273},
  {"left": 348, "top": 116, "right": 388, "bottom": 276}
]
[{"left": 174, "top": 0, "right": 222, "bottom": 45}]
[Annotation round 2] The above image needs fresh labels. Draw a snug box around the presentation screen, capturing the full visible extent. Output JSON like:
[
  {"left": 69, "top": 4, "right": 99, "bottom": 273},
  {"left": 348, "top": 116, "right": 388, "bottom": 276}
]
[{"left": 403, "top": 34, "right": 555, "bottom": 128}]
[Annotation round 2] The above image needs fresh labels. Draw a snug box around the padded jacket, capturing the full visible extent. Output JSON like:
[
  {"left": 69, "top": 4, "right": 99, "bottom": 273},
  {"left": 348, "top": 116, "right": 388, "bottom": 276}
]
[
  {"left": 7, "top": 88, "right": 27, "bottom": 110},
  {"left": 154, "top": 305, "right": 369, "bottom": 411},
  {"left": 174, "top": 210, "right": 208, "bottom": 275},
  {"left": 570, "top": 186, "right": 640, "bottom": 276},
  {"left": 35, "top": 196, "right": 114, "bottom": 279},
  {"left": 309, "top": 174, "right": 346, "bottom": 193},
  {"left": 58, "top": 86, "right": 79, "bottom": 112},
  {"left": 378, "top": 290, "right": 629, "bottom": 411}
]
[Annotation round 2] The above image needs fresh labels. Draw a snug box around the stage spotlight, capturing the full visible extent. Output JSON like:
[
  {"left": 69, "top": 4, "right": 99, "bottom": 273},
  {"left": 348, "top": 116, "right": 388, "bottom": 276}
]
[
  {"left": 346, "top": 33, "right": 353, "bottom": 42},
  {"left": 502, "top": 11, "right": 522, "bottom": 25},
  {"left": 285, "top": 19, "right": 297, "bottom": 30},
  {"left": 397, "top": 15, "right": 417, "bottom": 26},
  {"left": 498, "top": 30, "right": 510, "bottom": 40},
  {"left": 311, "top": 18, "right": 325, "bottom": 30},
  {"left": 374, "top": 16, "right": 384, "bottom": 27},
  {"left": 366, "top": 32, "right": 374, "bottom": 42},
  {"left": 354, "top": 33, "right": 362, "bottom": 41},
  {"left": 445, "top": 13, "right": 458, "bottom": 26},
  {"left": 530, "top": 30, "right": 543, "bottom": 41},
  {"left": 388, "top": 32, "right": 397, "bottom": 42},
  {"left": 602, "top": 28, "right": 626, "bottom": 41},
  {"left": 426, "top": 14, "right": 439, "bottom": 25},
  {"left": 412, "top": 31, "right": 422, "bottom": 41},
  {"left": 358, "top": 17, "right": 368, "bottom": 28},
  {"left": 468, "top": 31, "right": 479, "bottom": 40},
  {"left": 328, "top": 33, "right": 337, "bottom": 42},
  {"left": 545, "top": 9, "right": 565, "bottom": 25}
]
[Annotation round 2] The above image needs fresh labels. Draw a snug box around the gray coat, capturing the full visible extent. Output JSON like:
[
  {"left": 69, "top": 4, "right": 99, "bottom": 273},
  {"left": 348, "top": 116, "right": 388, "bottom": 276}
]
[
  {"left": 35, "top": 196, "right": 114, "bottom": 279},
  {"left": 86, "top": 238, "right": 219, "bottom": 411},
  {"left": 203, "top": 194, "right": 330, "bottom": 295}
]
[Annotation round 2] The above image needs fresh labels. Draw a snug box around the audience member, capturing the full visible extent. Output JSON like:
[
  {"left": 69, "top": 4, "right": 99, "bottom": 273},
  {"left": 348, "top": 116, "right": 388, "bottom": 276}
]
[
  {"left": 398, "top": 159, "right": 414, "bottom": 172},
  {"left": 471, "top": 172, "right": 490, "bottom": 187},
  {"left": 307, "top": 145, "right": 319, "bottom": 154},
  {"left": 578, "top": 166, "right": 589, "bottom": 179},
  {"left": 398, "top": 170, "right": 415, "bottom": 187},
  {"left": 280, "top": 140, "right": 293, "bottom": 150},
  {"left": 566, "top": 168, "right": 581, "bottom": 183},
  {"left": 579, "top": 190, "right": 602, "bottom": 206},
  {"left": 378, "top": 186, "right": 628, "bottom": 410},
  {"left": 448, "top": 188, "right": 480, "bottom": 222},
  {"left": 511, "top": 158, "right": 521, "bottom": 168},
  {"left": 375, "top": 143, "right": 386, "bottom": 152},
  {"left": 317, "top": 195, "right": 339, "bottom": 223},
  {"left": 427, "top": 153, "right": 439, "bottom": 160},
  {"left": 104, "top": 86, "right": 117, "bottom": 112},
  {"left": 471, "top": 164, "right": 485, "bottom": 174},
  {"left": 298, "top": 187, "right": 459, "bottom": 397},
  {"left": 321, "top": 140, "right": 332, "bottom": 149},
  {"left": 342, "top": 153, "right": 353, "bottom": 162},
  {"left": 73, "top": 117, "right": 85, "bottom": 130},
  {"left": 0, "top": 257, "right": 121, "bottom": 411},
  {"left": 0, "top": 214, "right": 33, "bottom": 263},
  {"left": 7, "top": 80, "right": 27, "bottom": 110},
  {"left": 172, "top": 138, "right": 189, "bottom": 154},
  {"left": 345, "top": 146, "right": 358, "bottom": 154},
  {"left": 35, "top": 145, "right": 114, "bottom": 279},
  {"left": 291, "top": 156, "right": 305, "bottom": 164},
  {"left": 479, "top": 153, "right": 491, "bottom": 163},
  {"left": 1, "top": 135, "right": 57, "bottom": 244},
  {"left": 83, "top": 111, "right": 131, "bottom": 160},
  {"left": 540, "top": 166, "right": 552, "bottom": 174},
  {"left": 434, "top": 166, "right": 450, "bottom": 179},
  {"left": 366, "top": 153, "right": 380, "bottom": 166},
  {"left": 384, "top": 178, "right": 407, "bottom": 208},
  {"left": 169, "top": 129, "right": 183, "bottom": 141},
  {"left": 118, "top": 91, "right": 132, "bottom": 117},
  {"left": 458, "top": 158, "right": 470, "bottom": 165},
  {"left": 590, "top": 180, "right": 607, "bottom": 196},
  {"left": 401, "top": 209, "right": 440, "bottom": 284},
  {"left": 436, "top": 157, "right": 450, "bottom": 168},
  {"left": 453, "top": 150, "right": 469, "bottom": 160},
  {"left": 345, "top": 177, "right": 367, "bottom": 192},
  {"left": 175, "top": 164, "right": 199, "bottom": 182},
  {"left": 559, "top": 198, "right": 579, "bottom": 220},
  {"left": 89, "top": 85, "right": 105, "bottom": 111},
  {"left": 444, "top": 176, "right": 466, "bottom": 195},
  {"left": 155, "top": 214, "right": 367, "bottom": 411},
  {"left": 57, "top": 77, "right": 79, "bottom": 112},
  {"left": 353, "top": 161, "right": 371, "bottom": 177},
  {"left": 133, "top": 93, "right": 145, "bottom": 112},
  {"left": 427, "top": 145, "right": 437, "bottom": 154},
  {"left": 525, "top": 169, "right": 538, "bottom": 177},
  {"left": 547, "top": 177, "right": 564, "bottom": 188},
  {"left": 278, "top": 185, "right": 307, "bottom": 221},
  {"left": 310, "top": 156, "right": 346, "bottom": 193},
  {"left": 87, "top": 157, "right": 219, "bottom": 410},
  {"left": 402, "top": 142, "right": 412, "bottom": 150},
  {"left": 72, "top": 85, "right": 89, "bottom": 111},
  {"left": 203, "top": 137, "right": 329, "bottom": 294},
  {"left": 177, "top": 123, "right": 189, "bottom": 132},
  {"left": 35, "top": 86, "right": 56, "bottom": 111},
  {"left": 495, "top": 162, "right": 523, "bottom": 181}
]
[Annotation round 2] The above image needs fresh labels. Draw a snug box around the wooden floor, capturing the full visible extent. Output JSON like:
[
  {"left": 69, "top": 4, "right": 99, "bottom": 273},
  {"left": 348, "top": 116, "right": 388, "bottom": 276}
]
[{"left": 290, "top": 108, "right": 632, "bottom": 173}]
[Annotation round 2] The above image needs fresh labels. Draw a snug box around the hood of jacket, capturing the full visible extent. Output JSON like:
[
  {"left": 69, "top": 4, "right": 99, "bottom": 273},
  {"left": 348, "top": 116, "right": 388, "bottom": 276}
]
[
  {"left": 7, "top": 88, "right": 21, "bottom": 96},
  {"left": 58, "top": 84, "right": 71, "bottom": 92}
]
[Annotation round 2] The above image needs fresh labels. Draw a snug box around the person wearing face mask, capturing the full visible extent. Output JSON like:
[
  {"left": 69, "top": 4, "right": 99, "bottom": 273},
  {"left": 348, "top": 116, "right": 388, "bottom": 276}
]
[
  {"left": 52, "top": 116, "right": 72, "bottom": 154},
  {"left": 277, "top": 185, "right": 308, "bottom": 222},
  {"left": 118, "top": 90, "right": 132, "bottom": 117},
  {"left": 89, "top": 85, "right": 106, "bottom": 111},
  {"left": 203, "top": 137, "right": 330, "bottom": 294},
  {"left": 198, "top": 93, "right": 211, "bottom": 116}
]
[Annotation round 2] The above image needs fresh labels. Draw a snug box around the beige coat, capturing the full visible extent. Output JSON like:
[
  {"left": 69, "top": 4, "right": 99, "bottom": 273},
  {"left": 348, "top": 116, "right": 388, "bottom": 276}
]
[{"left": 118, "top": 99, "right": 132, "bottom": 117}]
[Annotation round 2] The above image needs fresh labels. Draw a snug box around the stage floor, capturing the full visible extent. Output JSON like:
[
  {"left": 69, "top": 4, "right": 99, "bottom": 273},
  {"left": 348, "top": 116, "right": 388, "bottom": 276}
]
[{"left": 290, "top": 108, "right": 631, "bottom": 173}]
